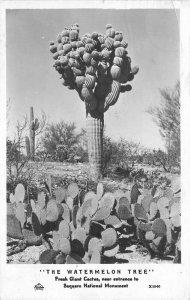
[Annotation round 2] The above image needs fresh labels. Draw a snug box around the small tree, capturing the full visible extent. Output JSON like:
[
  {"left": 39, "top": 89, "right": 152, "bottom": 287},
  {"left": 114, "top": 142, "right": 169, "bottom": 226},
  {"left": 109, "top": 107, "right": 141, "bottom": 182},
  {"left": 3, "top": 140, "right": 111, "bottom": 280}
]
[
  {"left": 147, "top": 81, "right": 180, "bottom": 168},
  {"left": 42, "top": 121, "right": 83, "bottom": 162}
]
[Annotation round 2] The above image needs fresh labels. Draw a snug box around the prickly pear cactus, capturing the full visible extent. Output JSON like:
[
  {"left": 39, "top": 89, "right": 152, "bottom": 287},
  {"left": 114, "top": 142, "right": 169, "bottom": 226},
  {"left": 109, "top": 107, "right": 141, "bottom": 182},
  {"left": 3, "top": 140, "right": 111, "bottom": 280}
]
[{"left": 50, "top": 24, "right": 138, "bottom": 181}]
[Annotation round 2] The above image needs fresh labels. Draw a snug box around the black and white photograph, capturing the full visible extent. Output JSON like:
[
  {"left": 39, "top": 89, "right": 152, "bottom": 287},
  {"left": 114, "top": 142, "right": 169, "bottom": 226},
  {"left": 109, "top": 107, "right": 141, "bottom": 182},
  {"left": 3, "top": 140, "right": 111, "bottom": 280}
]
[{"left": 0, "top": 1, "right": 190, "bottom": 299}]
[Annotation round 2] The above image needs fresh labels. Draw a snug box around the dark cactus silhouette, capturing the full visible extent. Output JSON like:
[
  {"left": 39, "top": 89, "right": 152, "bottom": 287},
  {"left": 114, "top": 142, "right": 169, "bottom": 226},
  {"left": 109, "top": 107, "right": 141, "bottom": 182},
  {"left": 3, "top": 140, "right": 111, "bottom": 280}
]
[
  {"left": 50, "top": 24, "right": 139, "bottom": 181},
  {"left": 25, "top": 107, "right": 39, "bottom": 160}
]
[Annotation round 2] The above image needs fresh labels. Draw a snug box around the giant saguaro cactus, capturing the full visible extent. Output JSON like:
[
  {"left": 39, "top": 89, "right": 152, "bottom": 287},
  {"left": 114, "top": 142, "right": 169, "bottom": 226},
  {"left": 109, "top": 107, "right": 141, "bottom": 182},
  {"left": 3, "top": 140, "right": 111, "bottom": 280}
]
[
  {"left": 25, "top": 107, "right": 39, "bottom": 160},
  {"left": 49, "top": 24, "right": 139, "bottom": 181}
]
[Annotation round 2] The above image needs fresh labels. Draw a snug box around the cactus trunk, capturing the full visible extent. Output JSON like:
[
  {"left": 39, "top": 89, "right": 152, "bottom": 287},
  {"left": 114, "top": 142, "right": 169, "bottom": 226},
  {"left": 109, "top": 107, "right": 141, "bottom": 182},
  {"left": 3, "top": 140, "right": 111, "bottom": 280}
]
[{"left": 86, "top": 111, "right": 104, "bottom": 182}]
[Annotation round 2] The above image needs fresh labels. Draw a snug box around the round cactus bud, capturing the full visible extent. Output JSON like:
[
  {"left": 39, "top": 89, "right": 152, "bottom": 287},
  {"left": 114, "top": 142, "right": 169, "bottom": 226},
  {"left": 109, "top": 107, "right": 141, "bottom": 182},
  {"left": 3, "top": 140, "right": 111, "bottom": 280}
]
[
  {"left": 61, "top": 36, "right": 69, "bottom": 44},
  {"left": 83, "top": 52, "right": 91, "bottom": 64},
  {"left": 62, "top": 28, "right": 70, "bottom": 37},
  {"left": 114, "top": 32, "right": 123, "bottom": 41},
  {"left": 73, "top": 67, "right": 84, "bottom": 76},
  {"left": 85, "top": 43, "right": 94, "bottom": 53},
  {"left": 86, "top": 65, "right": 97, "bottom": 75},
  {"left": 92, "top": 32, "right": 99, "bottom": 39},
  {"left": 115, "top": 46, "right": 125, "bottom": 58},
  {"left": 81, "top": 85, "right": 94, "bottom": 101},
  {"left": 49, "top": 44, "right": 57, "bottom": 54},
  {"left": 131, "top": 65, "right": 139, "bottom": 75},
  {"left": 98, "top": 36, "right": 105, "bottom": 44},
  {"left": 110, "top": 65, "right": 121, "bottom": 80},
  {"left": 76, "top": 41, "right": 84, "bottom": 48},
  {"left": 101, "top": 49, "right": 111, "bottom": 61},
  {"left": 106, "top": 24, "right": 112, "bottom": 29},
  {"left": 120, "top": 40, "right": 128, "bottom": 48},
  {"left": 91, "top": 50, "right": 99, "bottom": 60},
  {"left": 71, "top": 41, "right": 77, "bottom": 49},
  {"left": 57, "top": 43, "right": 63, "bottom": 51},
  {"left": 68, "top": 58, "right": 75, "bottom": 67},
  {"left": 106, "top": 28, "right": 115, "bottom": 38},
  {"left": 57, "top": 34, "right": 62, "bottom": 43},
  {"left": 85, "top": 74, "right": 96, "bottom": 89},
  {"left": 59, "top": 56, "right": 68, "bottom": 66},
  {"left": 63, "top": 43, "right": 72, "bottom": 53},
  {"left": 69, "top": 29, "right": 78, "bottom": 41},
  {"left": 91, "top": 58, "right": 98, "bottom": 67},
  {"left": 78, "top": 46, "right": 85, "bottom": 56},
  {"left": 113, "top": 56, "right": 123, "bottom": 67},
  {"left": 113, "top": 41, "right": 121, "bottom": 48},
  {"left": 75, "top": 75, "right": 85, "bottom": 89},
  {"left": 105, "top": 37, "right": 114, "bottom": 49}
]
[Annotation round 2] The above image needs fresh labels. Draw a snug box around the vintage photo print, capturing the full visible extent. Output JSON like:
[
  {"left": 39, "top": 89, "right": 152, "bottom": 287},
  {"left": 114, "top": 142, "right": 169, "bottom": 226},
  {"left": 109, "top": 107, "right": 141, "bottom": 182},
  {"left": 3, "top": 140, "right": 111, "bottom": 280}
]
[{"left": 0, "top": 1, "right": 190, "bottom": 299}]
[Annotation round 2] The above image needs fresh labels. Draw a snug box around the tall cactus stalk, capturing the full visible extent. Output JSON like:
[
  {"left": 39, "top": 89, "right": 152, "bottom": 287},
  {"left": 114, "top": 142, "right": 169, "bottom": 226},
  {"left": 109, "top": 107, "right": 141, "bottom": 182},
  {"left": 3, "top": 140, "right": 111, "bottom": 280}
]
[
  {"left": 27, "top": 106, "right": 39, "bottom": 160},
  {"left": 50, "top": 23, "right": 139, "bottom": 181},
  {"left": 86, "top": 111, "right": 104, "bottom": 181}
]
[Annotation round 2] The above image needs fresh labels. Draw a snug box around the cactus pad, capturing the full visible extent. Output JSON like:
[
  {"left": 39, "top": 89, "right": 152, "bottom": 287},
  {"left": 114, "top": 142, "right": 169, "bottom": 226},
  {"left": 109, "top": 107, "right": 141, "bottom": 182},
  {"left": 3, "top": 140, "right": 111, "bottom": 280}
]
[
  {"left": 170, "top": 202, "right": 180, "bottom": 217},
  {"left": 54, "top": 188, "right": 67, "bottom": 203},
  {"left": 31, "top": 212, "right": 42, "bottom": 236},
  {"left": 39, "top": 249, "right": 59, "bottom": 264},
  {"left": 92, "top": 206, "right": 111, "bottom": 221},
  {"left": 171, "top": 215, "right": 181, "bottom": 227},
  {"left": 88, "top": 237, "right": 102, "bottom": 255},
  {"left": 103, "top": 244, "right": 119, "bottom": 257},
  {"left": 65, "top": 196, "right": 74, "bottom": 210},
  {"left": 104, "top": 215, "right": 123, "bottom": 228},
  {"left": 72, "top": 227, "right": 86, "bottom": 245},
  {"left": 138, "top": 222, "right": 152, "bottom": 232},
  {"left": 72, "top": 205, "right": 79, "bottom": 228},
  {"left": 99, "top": 192, "right": 115, "bottom": 209},
  {"left": 101, "top": 227, "right": 117, "bottom": 247},
  {"left": 71, "top": 239, "right": 85, "bottom": 257},
  {"left": 15, "top": 203, "right": 26, "bottom": 228},
  {"left": 152, "top": 218, "right": 167, "bottom": 237},
  {"left": 141, "top": 195, "right": 153, "bottom": 213},
  {"left": 7, "top": 215, "right": 23, "bottom": 239},
  {"left": 130, "top": 183, "right": 140, "bottom": 204},
  {"left": 134, "top": 203, "right": 148, "bottom": 222},
  {"left": 66, "top": 253, "right": 85, "bottom": 264},
  {"left": 145, "top": 231, "right": 155, "bottom": 241},
  {"left": 89, "top": 221, "right": 105, "bottom": 238},
  {"left": 61, "top": 203, "right": 71, "bottom": 223},
  {"left": 58, "top": 220, "right": 70, "bottom": 238},
  {"left": 37, "top": 192, "right": 46, "bottom": 209},
  {"left": 118, "top": 205, "right": 132, "bottom": 220},
  {"left": 90, "top": 249, "right": 101, "bottom": 264},
  {"left": 117, "top": 196, "right": 131, "bottom": 212},
  {"left": 96, "top": 182, "right": 104, "bottom": 200},
  {"left": 14, "top": 183, "right": 25, "bottom": 203},
  {"left": 157, "top": 197, "right": 170, "bottom": 210},
  {"left": 59, "top": 237, "right": 71, "bottom": 255},
  {"left": 159, "top": 207, "right": 170, "bottom": 220},
  {"left": 149, "top": 202, "right": 158, "bottom": 221},
  {"left": 46, "top": 200, "right": 59, "bottom": 222},
  {"left": 67, "top": 183, "right": 79, "bottom": 198}
]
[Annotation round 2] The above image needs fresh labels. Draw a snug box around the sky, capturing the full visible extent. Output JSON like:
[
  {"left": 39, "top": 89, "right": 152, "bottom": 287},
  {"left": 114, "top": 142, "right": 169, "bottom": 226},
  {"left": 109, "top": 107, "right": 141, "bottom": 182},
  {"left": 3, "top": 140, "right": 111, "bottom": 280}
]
[{"left": 6, "top": 9, "right": 179, "bottom": 150}]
